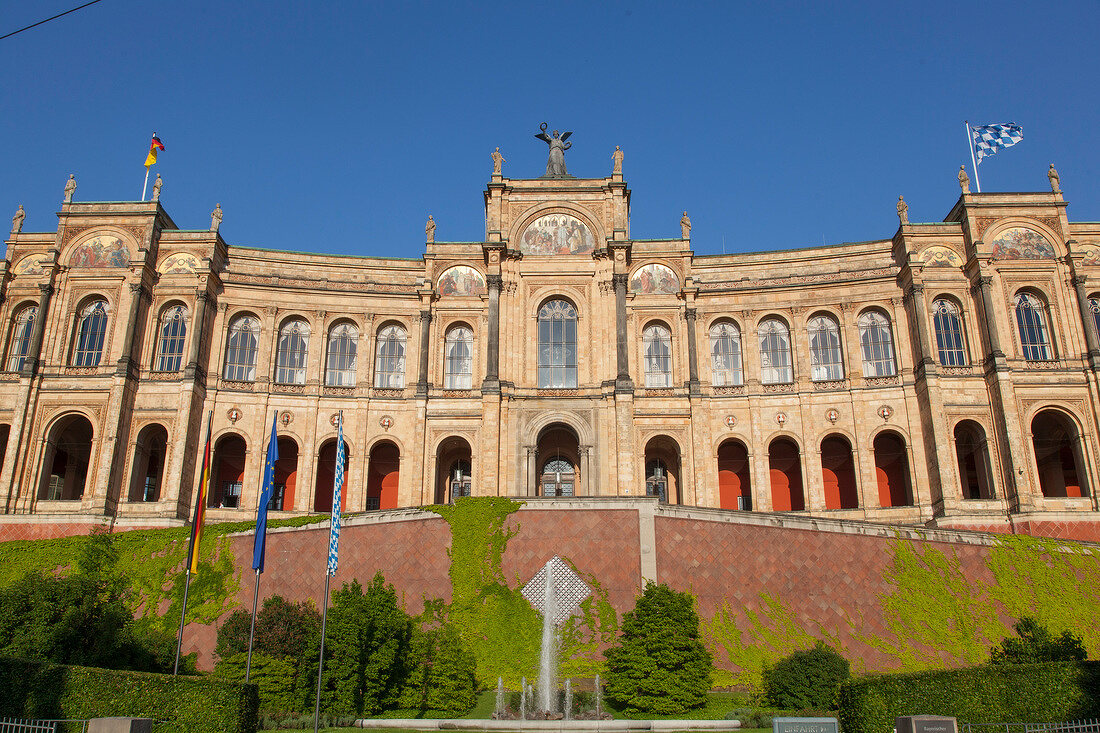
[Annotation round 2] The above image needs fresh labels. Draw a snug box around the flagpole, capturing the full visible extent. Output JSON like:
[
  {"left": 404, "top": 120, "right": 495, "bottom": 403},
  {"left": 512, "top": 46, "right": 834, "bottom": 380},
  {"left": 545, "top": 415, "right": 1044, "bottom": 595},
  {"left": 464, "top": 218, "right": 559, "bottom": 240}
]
[
  {"left": 965, "top": 120, "right": 981, "bottom": 193},
  {"left": 142, "top": 167, "right": 150, "bottom": 202},
  {"left": 313, "top": 572, "right": 332, "bottom": 733},
  {"left": 245, "top": 568, "right": 261, "bottom": 682},
  {"left": 173, "top": 568, "right": 192, "bottom": 675}
]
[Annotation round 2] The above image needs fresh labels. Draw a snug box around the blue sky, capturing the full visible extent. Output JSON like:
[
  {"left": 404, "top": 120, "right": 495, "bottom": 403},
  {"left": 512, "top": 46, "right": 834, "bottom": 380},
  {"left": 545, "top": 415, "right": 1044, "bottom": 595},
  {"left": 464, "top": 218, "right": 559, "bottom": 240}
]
[{"left": 1, "top": 1, "right": 1097, "bottom": 258}]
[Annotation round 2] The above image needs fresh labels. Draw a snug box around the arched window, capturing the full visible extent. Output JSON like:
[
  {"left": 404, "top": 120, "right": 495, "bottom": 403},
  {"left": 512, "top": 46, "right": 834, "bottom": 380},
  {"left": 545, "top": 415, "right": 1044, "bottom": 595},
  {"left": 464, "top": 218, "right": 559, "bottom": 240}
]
[
  {"left": 443, "top": 325, "right": 474, "bottom": 389},
  {"left": 1088, "top": 296, "right": 1100, "bottom": 344},
  {"left": 537, "top": 300, "right": 577, "bottom": 388},
  {"left": 325, "top": 322, "right": 358, "bottom": 387},
  {"left": 223, "top": 315, "right": 260, "bottom": 382},
  {"left": 374, "top": 324, "right": 407, "bottom": 388},
  {"left": 808, "top": 315, "right": 843, "bottom": 381},
  {"left": 643, "top": 323, "right": 672, "bottom": 388},
  {"left": 540, "top": 457, "right": 575, "bottom": 497},
  {"left": 858, "top": 311, "right": 897, "bottom": 377},
  {"left": 932, "top": 299, "right": 967, "bottom": 366},
  {"left": 153, "top": 304, "right": 188, "bottom": 372},
  {"left": 709, "top": 321, "right": 743, "bottom": 386},
  {"left": 758, "top": 318, "right": 793, "bottom": 384},
  {"left": 71, "top": 299, "right": 109, "bottom": 367},
  {"left": 274, "top": 319, "right": 309, "bottom": 385},
  {"left": 645, "top": 458, "right": 669, "bottom": 502},
  {"left": 5, "top": 306, "right": 37, "bottom": 372},
  {"left": 1015, "top": 292, "right": 1053, "bottom": 361}
]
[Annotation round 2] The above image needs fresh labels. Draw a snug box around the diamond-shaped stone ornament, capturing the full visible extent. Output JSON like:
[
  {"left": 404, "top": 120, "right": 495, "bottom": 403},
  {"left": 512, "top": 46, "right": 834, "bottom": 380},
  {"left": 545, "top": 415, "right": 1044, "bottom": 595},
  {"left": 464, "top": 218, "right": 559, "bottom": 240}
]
[{"left": 521, "top": 556, "right": 591, "bottom": 626}]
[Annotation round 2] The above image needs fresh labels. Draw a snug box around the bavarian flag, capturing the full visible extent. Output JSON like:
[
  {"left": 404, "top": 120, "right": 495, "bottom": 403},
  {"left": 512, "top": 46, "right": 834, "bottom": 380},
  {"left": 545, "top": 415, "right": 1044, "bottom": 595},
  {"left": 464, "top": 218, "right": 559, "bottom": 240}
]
[
  {"left": 144, "top": 133, "right": 165, "bottom": 168},
  {"left": 186, "top": 413, "right": 213, "bottom": 574}
]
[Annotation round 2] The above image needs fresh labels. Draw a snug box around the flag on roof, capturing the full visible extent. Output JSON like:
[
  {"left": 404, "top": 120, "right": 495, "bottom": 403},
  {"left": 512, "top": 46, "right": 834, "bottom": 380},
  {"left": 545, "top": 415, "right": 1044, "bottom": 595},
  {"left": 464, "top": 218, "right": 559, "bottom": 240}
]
[
  {"left": 144, "top": 134, "right": 165, "bottom": 168},
  {"left": 970, "top": 123, "right": 1023, "bottom": 163}
]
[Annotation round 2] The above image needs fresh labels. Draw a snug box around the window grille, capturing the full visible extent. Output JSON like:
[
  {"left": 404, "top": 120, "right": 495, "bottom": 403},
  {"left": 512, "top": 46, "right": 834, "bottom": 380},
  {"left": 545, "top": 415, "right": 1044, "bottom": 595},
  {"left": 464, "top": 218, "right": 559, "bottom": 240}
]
[
  {"left": 1016, "top": 293, "right": 1053, "bottom": 361},
  {"left": 274, "top": 319, "right": 309, "bottom": 385},
  {"left": 5, "top": 306, "right": 36, "bottom": 372},
  {"left": 443, "top": 325, "right": 474, "bottom": 389},
  {"left": 223, "top": 316, "right": 259, "bottom": 381},
  {"left": 643, "top": 324, "right": 672, "bottom": 387},
  {"left": 154, "top": 304, "right": 188, "bottom": 372},
  {"left": 374, "top": 325, "right": 407, "bottom": 388},
  {"left": 537, "top": 300, "right": 577, "bottom": 388},
  {"left": 932, "top": 299, "right": 967, "bottom": 366},
  {"left": 858, "top": 311, "right": 897, "bottom": 377},
  {"left": 808, "top": 315, "right": 844, "bottom": 381},
  {"left": 758, "top": 319, "right": 793, "bottom": 384},
  {"left": 709, "top": 321, "right": 743, "bottom": 386},
  {"left": 325, "top": 323, "right": 358, "bottom": 387},
  {"left": 71, "top": 300, "right": 108, "bottom": 367}
]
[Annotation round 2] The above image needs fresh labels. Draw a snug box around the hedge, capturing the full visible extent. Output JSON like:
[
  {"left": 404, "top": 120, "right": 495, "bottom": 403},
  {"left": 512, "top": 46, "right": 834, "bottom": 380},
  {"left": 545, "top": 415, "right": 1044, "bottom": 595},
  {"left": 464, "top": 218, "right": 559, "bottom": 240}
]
[
  {"left": 0, "top": 656, "right": 259, "bottom": 733},
  {"left": 838, "top": 661, "right": 1100, "bottom": 733}
]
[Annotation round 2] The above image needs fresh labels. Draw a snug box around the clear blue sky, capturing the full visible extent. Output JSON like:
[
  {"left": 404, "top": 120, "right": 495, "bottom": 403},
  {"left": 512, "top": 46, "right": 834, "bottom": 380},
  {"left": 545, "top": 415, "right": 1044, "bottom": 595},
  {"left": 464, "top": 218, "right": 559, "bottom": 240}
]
[{"left": 2, "top": 1, "right": 1098, "bottom": 258}]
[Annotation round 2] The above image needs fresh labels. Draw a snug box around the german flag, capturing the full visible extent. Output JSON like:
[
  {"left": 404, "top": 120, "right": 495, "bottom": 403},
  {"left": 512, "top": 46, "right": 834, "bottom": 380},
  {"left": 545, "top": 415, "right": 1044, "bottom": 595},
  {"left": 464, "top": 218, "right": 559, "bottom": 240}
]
[
  {"left": 144, "top": 133, "right": 165, "bottom": 168},
  {"left": 186, "top": 414, "right": 212, "bottom": 574}
]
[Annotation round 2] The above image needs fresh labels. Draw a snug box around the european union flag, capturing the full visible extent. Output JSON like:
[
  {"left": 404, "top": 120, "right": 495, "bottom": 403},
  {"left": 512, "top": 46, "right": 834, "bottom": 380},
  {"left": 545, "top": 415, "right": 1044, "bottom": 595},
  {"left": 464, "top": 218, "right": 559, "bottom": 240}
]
[{"left": 252, "top": 412, "right": 279, "bottom": 573}]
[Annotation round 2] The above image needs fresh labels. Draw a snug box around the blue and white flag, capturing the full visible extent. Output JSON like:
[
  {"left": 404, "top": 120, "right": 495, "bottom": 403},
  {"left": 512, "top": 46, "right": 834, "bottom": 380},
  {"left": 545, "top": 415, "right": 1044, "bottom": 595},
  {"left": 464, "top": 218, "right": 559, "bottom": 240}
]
[
  {"left": 327, "top": 412, "right": 344, "bottom": 576},
  {"left": 252, "top": 411, "right": 279, "bottom": 573},
  {"left": 971, "top": 123, "right": 1023, "bottom": 163}
]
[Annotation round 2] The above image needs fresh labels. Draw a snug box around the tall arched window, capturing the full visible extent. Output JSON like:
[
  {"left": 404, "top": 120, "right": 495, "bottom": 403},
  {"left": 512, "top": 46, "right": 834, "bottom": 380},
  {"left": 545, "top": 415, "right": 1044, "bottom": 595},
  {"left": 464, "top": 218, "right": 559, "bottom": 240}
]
[
  {"left": 325, "top": 322, "right": 358, "bottom": 387},
  {"left": 643, "top": 323, "right": 672, "bottom": 387},
  {"left": 223, "top": 315, "right": 260, "bottom": 381},
  {"left": 709, "top": 321, "right": 743, "bottom": 386},
  {"left": 274, "top": 319, "right": 309, "bottom": 384},
  {"left": 5, "top": 306, "right": 37, "bottom": 372},
  {"left": 374, "top": 324, "right": 407, "bottom": 388},
  {"left": 858, "top": 311, "right": 897, "bottom": 377},
  {"left": 1088, "top": 296, "right": 1100, "bottom": 344},
  {"left": 1015, "top": 292, "right": 1053, "bottom": 361},
  {"left": 537, "top": 300, "right": 577, "bottom": 388},
  {"left": 71, "top": 299, "right": 109, "bottom": 367},
  {"left": 153, "top": 304, "right": 188, "bottom": 372},
  {"left": 443, "top": 325, "right": 474, "bottom": 389},
  {"left": 758, "top": 318, "right": 792, "bottom": 384},
  {"left": 808, "top": 315, "right": 843, "bottom": 381},
  {"left": 932, "top": 298, "right": 967, "bottom": 366}
]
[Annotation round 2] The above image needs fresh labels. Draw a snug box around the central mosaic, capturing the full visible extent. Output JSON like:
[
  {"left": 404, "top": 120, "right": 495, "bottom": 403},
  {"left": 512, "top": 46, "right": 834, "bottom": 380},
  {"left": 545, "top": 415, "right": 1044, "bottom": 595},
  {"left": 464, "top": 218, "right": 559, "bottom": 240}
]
[{"left": 520, "top": 214, "right": 595, "bottom": 255}]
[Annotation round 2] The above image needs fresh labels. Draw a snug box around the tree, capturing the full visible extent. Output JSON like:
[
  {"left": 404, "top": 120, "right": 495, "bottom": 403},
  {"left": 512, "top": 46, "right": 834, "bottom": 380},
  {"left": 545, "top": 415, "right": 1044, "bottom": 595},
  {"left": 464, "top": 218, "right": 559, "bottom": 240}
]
[
  {"left": 604, "top": 582, "right": 713, "bottom": 715},
  {"left": 763, "top": 642, "right": 850, "bottom": 710},
  {"left": 990, "top": 617, "right": 1087, "bottom": 665},
  {"left": 398, "top": 616, "right": 477, "bottom": 714},
  {"left": 216, "top": 595, "right": 320, "bottom": 662}
]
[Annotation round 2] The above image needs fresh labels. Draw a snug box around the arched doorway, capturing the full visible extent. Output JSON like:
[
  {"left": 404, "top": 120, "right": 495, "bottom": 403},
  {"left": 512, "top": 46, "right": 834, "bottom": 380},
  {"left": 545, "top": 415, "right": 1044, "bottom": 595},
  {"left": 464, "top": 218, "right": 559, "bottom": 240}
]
[
  {"left": 38, "top": 414, "right": 94, "bottom": 501},
  {"left": 954, "top": 421, "right": 994, "bottom": 500},
  {"left": 717, "top": 440, "right": 751, "bottom": 510},
  {"left": 315, "top": 439, "right": 351, "bottom": 512},
  {"left": 768, "top": 438, "right": 804, "bottom": 511},
  {"left": 128, "top": 424, "right": 168, "bottom": 502},
  {"left": 645, "top": 436, "right": 682, "bottom": 504},
  {"left": 435, "top": 436, "right": 472, "bottom": 504},
  {"left": 0, "top": 424, "right": 10, "bottom": 479},
  {"left": 210, "top": 434, "right": 246, "bottom": 508},
  {"left": 1032, "top": 410, "right": 1088, "bottom": 498},
  {"left": 367, "top": 441, "right": 399, "bottom": 510},
  {"left": 273, "top": 437, "right": 299, "bottom": 510},
  {"left": 874, "top": 431, "right": 913, "bottom": 507},
  {"left": 820, "top": 435, "right": 858, "bottom": 510},
  {"left": 536, "top": 424, "right": 580, "bottom": 497}
]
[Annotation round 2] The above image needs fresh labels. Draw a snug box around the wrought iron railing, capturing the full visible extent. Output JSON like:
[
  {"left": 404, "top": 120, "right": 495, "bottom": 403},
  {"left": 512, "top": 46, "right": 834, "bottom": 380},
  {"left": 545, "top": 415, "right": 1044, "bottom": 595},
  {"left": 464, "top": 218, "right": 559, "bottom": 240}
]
[
  {"left": 961, "top": 720, "right": 1100, "bottom": 733},
  {"left": 0, "top": 719, "right": 88, "bottom": 733}
]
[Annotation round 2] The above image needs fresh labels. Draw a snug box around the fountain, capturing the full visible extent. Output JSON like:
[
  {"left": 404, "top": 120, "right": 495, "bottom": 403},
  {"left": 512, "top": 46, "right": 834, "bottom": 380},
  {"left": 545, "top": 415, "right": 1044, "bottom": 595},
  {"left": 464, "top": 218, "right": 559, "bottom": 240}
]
[
  {"left": 595, "top": 672, "right": 603, "bottom": 718},
  {"left": 564, "top": 678, "right": 572, "bottom": 720},
  {"left": 520, "top": 676, "right": 527, "bottom": 720},
  {"left": 538, "top": 566, "right": 559, "bottom": 712},
  {"left": 495, "top": 677, "right": 504, "bottom": 717}
]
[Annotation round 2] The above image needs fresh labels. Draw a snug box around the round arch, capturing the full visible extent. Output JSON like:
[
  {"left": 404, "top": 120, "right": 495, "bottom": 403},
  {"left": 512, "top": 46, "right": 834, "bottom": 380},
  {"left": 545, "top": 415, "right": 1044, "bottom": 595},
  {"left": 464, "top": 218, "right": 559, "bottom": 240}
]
[
  {"left": 510, "top": 203, "right": 606, "bottom": 248},
  {"left": 767, "top": 436, "right": 804, "bottom": 511},
  {"left": 644, "top": 435, "right": 682, "bottom": 504},
  {"left": 873, "top": 430, "right": 913, "bottom": 507},
  {"left": 717, "top": 438, "right": 751, "bottom": 511},
  {"left": 366, "top": 439, "right": 400, "bottom": 510},
  {"left": 820, "top": 433, "right": 858, "bottom": 510},
  {"left": 537, "top": 423, "right": 581, "bottom": 497},
  {"left": 953, "top": 419, "right": 995, "bottom": 500},
  {"left": 315, "top": 437, "right": 352, "bottom": 512},
  {"left": 38, "top": 413, "right": 95, "bottom": 501},
  {"left": 128, "top": 423, "right": 169, "bottom": 502},
  {"left": 435, "top": 435, "right": 473, "bottom": 504},
  {"left": 210, "top": 432, "right": 247, "bottom": 508},
  {"left": 1030, "top": 408, "right": 1089, "bottom": 498}
]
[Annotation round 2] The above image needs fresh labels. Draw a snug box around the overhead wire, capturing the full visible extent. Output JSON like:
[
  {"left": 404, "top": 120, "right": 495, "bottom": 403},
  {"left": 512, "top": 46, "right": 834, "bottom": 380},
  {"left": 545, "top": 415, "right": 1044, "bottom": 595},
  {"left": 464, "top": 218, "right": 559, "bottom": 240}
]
[{"left": 0, "top": 0, "right": 105, "bottom": 42}]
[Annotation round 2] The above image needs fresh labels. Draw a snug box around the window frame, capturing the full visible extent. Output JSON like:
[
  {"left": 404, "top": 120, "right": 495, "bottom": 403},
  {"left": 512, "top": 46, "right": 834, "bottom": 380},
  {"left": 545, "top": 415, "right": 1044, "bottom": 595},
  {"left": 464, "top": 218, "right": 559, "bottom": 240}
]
[
  {"left": 758, "top": 318, "right": 793, "bottom": 384},
  {"left": 807, "top": 314, "right": 844, "bottom": 381},
  {"left": 537, "top": 299, "right": 578, "bottom": 389},
  {"left": 931, "top": 298, "right": 967, "bottom": 366},
  {"left": 642, "top": 322, "right": 673, "bottom": 388},
  {"left": 1015, "top": 292, "right": 1054, "bottom": 361},
  {"left": 274, "top": 318, "right": 310, "bottom": 385},
  {"left": 708, "top": 320, "right": 743, "bottom": 386},
  {"left": 223, "top": 314, "right": 260, "bottom": 382},
  {"left": 325, "top": 322, "right": 358, "bottom": 387},
  {"left": 443, "top": 324, "right": 474, "bottom": 390},
  {"left": 858, "top": 310, "right": 898, "bottom": 377},
  {"left": 374, "top": 323, "right": 408, "bottom": 388},
  {"left": 153, "top": 303, "right": 188, "bottom": 372},
  {"left": 5, "top": 305, "right": 37, "bottom": 372},
  {"left": 70, "top": 299, "right": 109, "bottom": 367}
]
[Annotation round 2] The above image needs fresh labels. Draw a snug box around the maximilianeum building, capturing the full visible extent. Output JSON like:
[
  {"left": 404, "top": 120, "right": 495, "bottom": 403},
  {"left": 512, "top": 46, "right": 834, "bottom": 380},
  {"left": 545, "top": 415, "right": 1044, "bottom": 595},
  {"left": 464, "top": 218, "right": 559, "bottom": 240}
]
[{"left": 3, "top": 151, "right": 1100, "bottom": 541}]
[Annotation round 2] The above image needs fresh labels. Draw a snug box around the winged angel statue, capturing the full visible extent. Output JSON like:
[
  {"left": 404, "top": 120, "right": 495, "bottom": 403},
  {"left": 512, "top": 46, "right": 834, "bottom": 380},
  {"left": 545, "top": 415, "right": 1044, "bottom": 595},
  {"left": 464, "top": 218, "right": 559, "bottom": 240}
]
[{"left": 535, "top": 123, "right": 573, "bottom": 177}]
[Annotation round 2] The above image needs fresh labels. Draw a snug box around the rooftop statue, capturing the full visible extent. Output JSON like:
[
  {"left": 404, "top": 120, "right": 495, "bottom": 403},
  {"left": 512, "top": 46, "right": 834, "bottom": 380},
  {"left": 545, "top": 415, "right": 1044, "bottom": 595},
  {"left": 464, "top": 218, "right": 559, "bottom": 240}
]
[
  {"left": 896, "top": 195, "right": 909, "bottom": 225},
  {"left": 1048, "top": 164, "right": 1061, "bottom": 193},
  {"left": 63, "top": 174, "right": 76, "bottom": 203},
  {"left": 11, "top": 204, "right": 25, "bottom": 234},
  {"left": 492, "top": 147, "right": 505, "bottom": 176},
  {"left": 535, "top": 123, "right": 572, "bottom": 178},
  {"left": 958, "top": 165, "right": 970, "bottom": 194}
]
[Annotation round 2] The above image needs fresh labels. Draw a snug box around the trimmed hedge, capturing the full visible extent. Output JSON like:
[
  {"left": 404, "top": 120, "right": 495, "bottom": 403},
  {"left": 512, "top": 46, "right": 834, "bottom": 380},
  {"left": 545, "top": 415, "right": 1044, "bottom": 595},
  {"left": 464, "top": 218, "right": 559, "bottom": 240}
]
[
  {"left": 0, "top": 656, "right": 258, "bottom": 733},
  {"left": 839, "top": 661, "right": 1100, "bottom": 733}
]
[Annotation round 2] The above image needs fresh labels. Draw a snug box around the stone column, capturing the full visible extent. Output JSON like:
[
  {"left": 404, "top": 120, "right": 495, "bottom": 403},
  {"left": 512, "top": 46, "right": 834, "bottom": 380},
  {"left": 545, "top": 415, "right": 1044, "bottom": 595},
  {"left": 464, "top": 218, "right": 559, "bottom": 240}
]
[
  {"left": 20, "top": 283, "right": 53, "bottom": 378},
  {"left": 613, "top": 274, "right": 632, "bottom": 390},
  {"left": 580, "top": 445, "right": 593, "bottom": 496},
  {"left": 185, "top": 289, "right": 210, "bottom": 379},
  {"left": 1072, "top": 275, "right": 1100, "bottom": 369},
  {"left": 972, "top": 275, "right": 1006, "bottom": 367},
  {"left": 416, "top": 310, "right": 432, "bottom": 395},
  {"left": 906, "top": 283, "right": 936, "bottom": 375},
  {"left": 116, "top": 282, "right": 148, "bottom": 376},
  {"left": 685, "top": 307, "right": 700, "bottom": 394},
  {"left": 484, "top": 274, "right": 501, "bottom": 387},
  {"left": 525, "top": 446, "right": 537, "bottom": 497}
]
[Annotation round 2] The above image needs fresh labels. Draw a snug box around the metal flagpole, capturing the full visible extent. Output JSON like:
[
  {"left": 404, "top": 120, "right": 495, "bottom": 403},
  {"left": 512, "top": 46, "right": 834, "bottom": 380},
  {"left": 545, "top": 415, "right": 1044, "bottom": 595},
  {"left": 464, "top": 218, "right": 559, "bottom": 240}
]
[
  {"left": 142, "top": 168, "right": 150, "bottom": 202},
  {"left": 313, "top": 572, "right": 332, "bottom": 733},
  {"left": 965, "top": 120, "right": 981, "bottom": 193},
  {"left": 173, "top": 568, "right": 192, "bottom": 675},
  {"left": 245, "top": 568, "right": 261, "bottom": 682}
]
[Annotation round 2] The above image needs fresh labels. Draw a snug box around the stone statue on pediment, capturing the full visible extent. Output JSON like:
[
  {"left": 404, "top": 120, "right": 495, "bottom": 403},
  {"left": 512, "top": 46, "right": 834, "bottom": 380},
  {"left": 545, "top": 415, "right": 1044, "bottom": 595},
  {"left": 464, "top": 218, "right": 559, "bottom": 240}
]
[
  {"left": 958, "top": 166, "right": 970, "bottom": 194},
  {"left": 680, "top": 211, "right": 691, "bottom": 239},
  {"left": 492, "top": 147, "right": 505, "bottom": 176},
  {"left": 211, "top": 203, "right": 223, "bottom": 231},
  {"left": 1048, "top": 164, "right": 1061, "bottom": 193},
  {"left": 535, "top": 123, "right": 572, "bottom": 177},
  {"left": 152, "top": 174, "right": 163, "bottom": 201},
  {"left": 612, "top": 146, "right": 623, "bottom": 175},
  {"left": 425, "top": 214, "right": 436, "bottom": 243},
  {"left": 896, "top": 196, "right": 909, "bottom": 225},
  {"left": 11, "top": 204, "right": 25, "bottom": 234},
  {"left": 63, "top": 174, "right": 76, "bottom": 203}
]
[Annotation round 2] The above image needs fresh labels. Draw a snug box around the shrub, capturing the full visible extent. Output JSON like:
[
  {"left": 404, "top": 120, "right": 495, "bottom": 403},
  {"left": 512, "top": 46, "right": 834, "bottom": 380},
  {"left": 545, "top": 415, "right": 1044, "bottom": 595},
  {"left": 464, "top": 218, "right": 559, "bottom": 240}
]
[
  {"left": 838, "top": 661, "right": 1100, "bottom": 733},
  {"left": 214, "top": 652, "right": 299, "bottom": 715},
  {"left": 397, "top": 623, "right": 477, "bottom": 714},
  {"left": 763, "top": 641, "right": 850, "bottom": 710},
  {"left": 216, "top": 595, "right": 320, "bottom": 663},
  {"left": 991, "top": 617, "right": 1087, "bottom": 665},
  {"left": 0, "top": 656, "right": 258, "bottom": 733},
  {"left": 604, "top": 582, "right": 713, "bottom": 715}
]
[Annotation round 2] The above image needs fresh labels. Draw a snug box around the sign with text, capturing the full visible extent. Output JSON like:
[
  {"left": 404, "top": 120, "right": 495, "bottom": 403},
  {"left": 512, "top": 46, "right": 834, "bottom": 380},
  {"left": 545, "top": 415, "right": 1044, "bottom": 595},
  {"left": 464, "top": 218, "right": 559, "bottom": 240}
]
[
  {"left": 897, "top": 715, "right": 959, "bottom": 733},
  {"left": 774, "top": 717, "right": 839, "bottom": 733}
]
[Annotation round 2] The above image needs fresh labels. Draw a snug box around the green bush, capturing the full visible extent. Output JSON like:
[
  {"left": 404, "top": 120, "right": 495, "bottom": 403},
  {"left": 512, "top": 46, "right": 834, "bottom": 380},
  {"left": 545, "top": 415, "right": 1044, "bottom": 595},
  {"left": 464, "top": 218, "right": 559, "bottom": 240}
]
[
  {"left": 991, "top": 617, "right": 1087, "bottom": 665},
  {"left": 604, "top": 582, "right": 713, "bottom": 715},
  {"left": 216, "top": 596, "right": 320, "bottom": 663},
  {"left": 763, "top": 641, "right": 850, "bottom": 710},
  {"left": 214, "top": 653, "right": 299, "bottom": 715},
  {"left": 397, "top": 622, "right": 477, "bottom": 714},
  {"left": 838, "top": 661, "right": 1100, "bottom": 733},
  {"left": 0, "top": 656, "right": 258, "bottom": 733}
]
